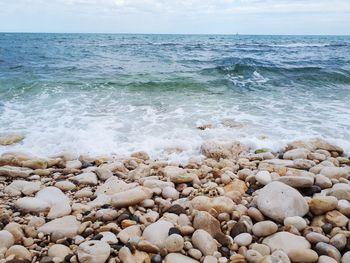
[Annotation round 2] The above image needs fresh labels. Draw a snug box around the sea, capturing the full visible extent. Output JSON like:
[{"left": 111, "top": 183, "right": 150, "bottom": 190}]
[{"left": 0, "top": 33, "right": 350, "bottom": 161}]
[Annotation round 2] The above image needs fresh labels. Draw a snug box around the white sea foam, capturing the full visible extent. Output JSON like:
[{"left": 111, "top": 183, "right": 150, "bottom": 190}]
[{"left": 1, "top": 84, "right": 349, "bottom": 163}]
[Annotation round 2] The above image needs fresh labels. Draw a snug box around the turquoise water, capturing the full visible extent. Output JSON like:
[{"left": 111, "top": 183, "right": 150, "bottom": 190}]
[{"left": 0, "top": 34, "right": 350, "bottom": 160}]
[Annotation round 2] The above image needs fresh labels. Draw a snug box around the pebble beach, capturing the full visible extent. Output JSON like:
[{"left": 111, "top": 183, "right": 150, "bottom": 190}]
[{"left": 1, "top": 136, "right": 350, "bottom": 263}]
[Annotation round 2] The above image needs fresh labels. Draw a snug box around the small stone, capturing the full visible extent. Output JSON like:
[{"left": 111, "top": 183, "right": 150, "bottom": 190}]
[
  {"left": 305, "top": 232, "right": 330, "bottom": 244},
  {"left": 138, "top": 240, "right": 160, "bottom": 254},
  {"left": 330, "top": 233, "right": 347, "bottom": 250},
  {"left": 276, "top": 176, "right": 314, "bottom": 188},
  {"left": 48, "top": 244, "right": 71, "bottom": 260},
  {"left": 284, "top": 148, "right": 309, "bottom": 160},
  {"left": 117, "top": 225, "right": 141, "bottom": 244},
  {"left": 309, "top": 196, "right": 338, "bottom": 215},
  {"left": 77, "top": 240, "right": 111, "bottom": 263},
  {"left": 230, "top": 222, "right": 247, "bottom": 238},
  {"left": 71, "top": 172, "right": 98, "bottom": 185},
  {"left": 342, "top": 252, "right": 350, "bottom": 263},
  {"left": 65, "top": 160, "right": 82, "bottom": 169},
  {"left": 246, "top": 249, "right": 263, "bottom": 263},
  {"left": 190, "top": 196, "right": 235, "bottom": 214},
  {"left": 255, "top": 171, "right": 272, "bottom": 186},
  {"left": 326, "top": 210, "right": 348, "bottom": 227},
  {"left": 283, "top": 216, "right": 307, "bottom": 231},
  {"left": 0, "top": 230, "right": 15, "bottom": 249},
  {"left": 143, "top": 220, "right": 174, "bottom": 249},
  {"left": 315, "top": 242, "right": 341, "bottom": 262},
  {"left": 151, "top": 254, "right": 162, "bottom": 263},
  {"left": 5, "top": 245, "right": 32, "bottom": 261},
  {"left": 252, "top": 221, "right": 278, "bottom": 237},
  {"left": 188, "top": 249, "right": 202, "bottom": 260},
  {"left": 288, "top": 249, "right": 318, "bottom": 263},
  {"left": 165, "top": 234, "right": 184, "bottom": 252},
  {"left": 162, "top": 186, "right": 179, "bottom": 200},
  {"left": 111, "top": 187, "right": 153, "bottom": 208},
  {"left": 203, "top": 256, "right": 218, "bottom": 263},
  {"left": 38, "top": 215, "right": 80, "bottom": 241},
  {"left": 320, "top": 167, "right": 348, "bottom": 179},
  {"left": 95, "top": 167, "right": 113, "bottom": 181},
  {"left": 315, "top": 174, "right": 332, "bottom": 189},
  {"left": 193, "top": 211, "right": 221, "bottom": 237},
  {"left": 318, "top": 256, "right": 337, "bottom": 263},
  {"left": 55, "top": 181, "right": 76, "bottom": 191},
  {"left": 233, "top": 233, "right": 252, "bottom": 247},
  {"left": 192, "top": 229, "right": 218, "bottom": 256}
]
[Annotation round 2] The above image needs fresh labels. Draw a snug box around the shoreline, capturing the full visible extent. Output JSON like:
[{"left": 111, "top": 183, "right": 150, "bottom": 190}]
[{"left": 0, "top": 137, "right": 350, "bottom": 263}]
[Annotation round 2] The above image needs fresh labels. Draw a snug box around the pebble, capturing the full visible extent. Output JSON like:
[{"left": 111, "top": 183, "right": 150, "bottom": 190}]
[
  {"left": 193, "top": 211, "right": 221, "bottom": 237},
  {"left": 203, "top": 256, "right": 218, "bottom": 263},
  {"left": 341, "top": 252, "right": 350, "bottom": 263},
  {"left": 55, "top": 181, "right": 76, "bottom": 191},
  {"left": 143, "top": 220, "right": 174, "bottom": 249},
  {"left": 162, "top": 186, "right": 179, "bottom": 200},
  {"left": 5, "top": 245, "right": 32, "bottom": 261},
  {"left": 283, "top": 216, "right": 307, "bottom": 231},
  {"left": 255, "top": 171, "right": 272, "bottom": 186},
  {"left": 165, "top": 234, "right": 184, "bottom": 252},
  {"left": 306, "top": 232, "right": 330, "bottom": 244},
  {"left": 252, "top": 221, "right": 278, "bottom": 237},
  {"left": 288, "top": 249, "right": 318, "bottom": 263},
  {"left": 233, "top": 233, "right": 253, "bottom": 246},
  {"left": 77, "top": 240, "right": 111, "bottom": 263},
  {"left": 256, "top": 182, "right": 309, "bottom": 222},
  {"left": 309, "top": 196, "right": 338, "bottom": 215},
  {"left": 188, "top": 248, "right": 202, "bottom": 260},
  {"left": 192, "top": 229, "right": 218, "bottom": 256},
  {"left": 117, "top": 225, "right": 142, "bottom": 244},
  {"left": 38, "top": 215, "right": 80, "bottom": 241},
  {"left": 326, "top": 210, "right": 349, "bottom": 227},
  {"left": 330, "top": 233, "right": 347, "bottom": 250},
  {"left": 0, "top": 230, "right": 15, "bottom": 249},
  {"left": 111, "top": 187, "right": 153, "bottom": 208},
  {"left": 315, "top": 242, "right": 341, "bottom": 262},
  {"left": 318, "top": 256, "right": 337, "bottom": 263},
  {"left": 48, "top": 244, "right": 71, "bottom": 260}
]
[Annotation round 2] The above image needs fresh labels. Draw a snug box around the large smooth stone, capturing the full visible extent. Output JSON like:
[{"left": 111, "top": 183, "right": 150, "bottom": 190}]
[
  {"left": 0, "top": 166, "right": 33, "bottom": 178},
  {"left": 320, "top": 167, "right": 348, "bottom": 179},
  {"left": 283, "top": 148, "right": 310, "bottom": 160},
  {"left": 193, "top": 211, "right": 222, "bottom": 237},
  {"left": 5, "top": 245, "right": 32, "bottom": 260},
  {"left": 142, "top": 220, "right": 174, "bottom": 249},
  {"left": 38, "top": 215, "right": 80, "bottom": 241},
  {"left": 275, "top": 176, "right": 314, "bottom": 188},
  {"left": 165, "top": 253, "right": 199, "bottom": 263},
  {"left": 48, "top": 244, "right": 72, "bottom": 260},
  {"left": 263, "top": 232, "right": 311, "bottom": 254},
  {"left": 309, "top": 196, "right": 338, "bottom": 215},
  {"left": 77, "top": 240, "right": 111, "bottom": 263},
  {"left": 96, "top": 176, "right": 137, "bottom": 195},
  {"left": 256, "top": 181, "right": 309, "bottom": 222},
  {"left": 192, "top": 229, "right": 218, "bottom": 256},
  {"left": 111, "top": 187, "right": 153, "bottom": 208},
  {"left": 36, "top": 186, "right": 71, "bottom": 219}
]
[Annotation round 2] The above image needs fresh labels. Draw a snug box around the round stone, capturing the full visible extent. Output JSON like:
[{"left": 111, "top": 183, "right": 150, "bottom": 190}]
[
  {"left": 283, "top": 216, "right": 307, "bottom": 231},
  {"left": 48, "top": 244, "right": 71, "bottom": 260},
  {"left": 5, "top": 245, "right": 32, "bottom": 261},
  {"left": 233, "top": 233, "right": 252, "bottom": 247},
  {"left": 252, "top": 221, "right": 278, "bottom": 237},
  {"left": 288, "top": 249, "right": 318, "bottom": 263},
  {"left": 165, "top": 234, "right": 184, "bottom": 252},
  {"left": 77, "top": 240, "right": 111, "bottom": 263}
]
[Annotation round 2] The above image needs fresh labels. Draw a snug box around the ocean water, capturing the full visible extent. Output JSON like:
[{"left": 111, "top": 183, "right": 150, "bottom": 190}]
[{"left": 0, "top": 33, "right": 350, "bottom": 161}]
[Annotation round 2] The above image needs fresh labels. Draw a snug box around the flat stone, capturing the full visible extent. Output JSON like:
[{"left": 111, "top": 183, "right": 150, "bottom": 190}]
[
  {"left": 71, "top": 172, "right": 98, "bottom": 185},
  {"left": 95, "top": 167, "right": 113, "bottom": 181},
  {"left": 192, "top": 229, "right": 218, "bottom": 256},
  {"left": 0, "top": 166, "right": 33, "bottom": 178},
  {"left": 283, "top": 216, "right": 307, "bottom": 231},
  {"left": 111, "top": 187, "right": 153, "bottom": 208},
  {"left": 38, "top": 215, "right": 80, "bottom": 241},
  {"left": 263, "top": 232, "right": 311, "bottom": 254},
  {"left": 65, "top": 160, "right": 82, "bottom": 169},
  {"left": 256, "top": 181, "right": 309, "bottom": 222},
  {"left": 55, "top": 181, "right": 76, "bottom": 191},
  {"left": 77, "top": 240, "right": 111, "bottom": 263}
]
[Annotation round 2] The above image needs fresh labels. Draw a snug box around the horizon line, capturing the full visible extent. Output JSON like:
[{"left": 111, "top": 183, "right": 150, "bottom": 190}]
[{"left": 1, "top": 31, "right": 350, "bottom": 37}]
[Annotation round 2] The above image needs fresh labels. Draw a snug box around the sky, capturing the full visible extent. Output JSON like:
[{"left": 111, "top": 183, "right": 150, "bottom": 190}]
[{"left": 0, "top": 0, "right": 350, "bottom": 35}]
